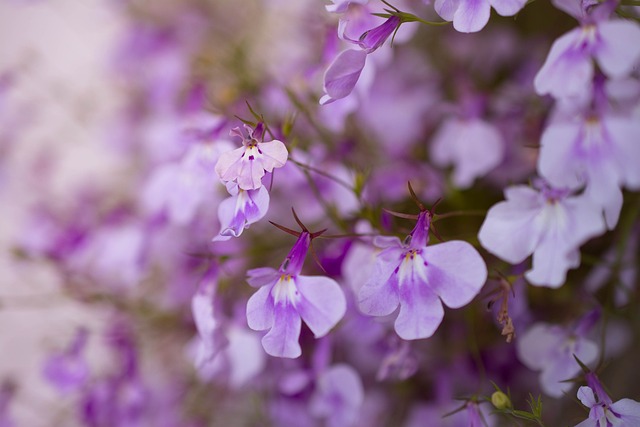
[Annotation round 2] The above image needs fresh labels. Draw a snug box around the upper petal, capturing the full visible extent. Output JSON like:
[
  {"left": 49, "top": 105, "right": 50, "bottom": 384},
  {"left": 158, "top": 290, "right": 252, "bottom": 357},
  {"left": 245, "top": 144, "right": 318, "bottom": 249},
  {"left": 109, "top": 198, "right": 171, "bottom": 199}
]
[
  {"left": 577, "top": 386, "right": 597, "bottom": 409},
  {"left": 478, "top": 186, "right": 543, "bottom": 264},
  {"left": 423, "top": 241, "right": 487, "bottom": 308},
  {"left": 534, "top": 28, "right": 592, "bottom": 98},
  {"left": 295, "top": 275, "right": 347, "bottom": 338},
  {"left": 595, "top": 21, "right": 640, "bottom": 80},
  {"left": 258, "top": 139, "right": 289, "bottom": 172}
]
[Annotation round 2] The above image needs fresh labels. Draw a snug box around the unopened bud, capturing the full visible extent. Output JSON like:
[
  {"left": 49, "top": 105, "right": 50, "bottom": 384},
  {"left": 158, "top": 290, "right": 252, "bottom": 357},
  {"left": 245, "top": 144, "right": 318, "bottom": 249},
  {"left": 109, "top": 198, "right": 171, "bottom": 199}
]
[{"left": 491, "top": 391, "right": 511, "bottom": 409}]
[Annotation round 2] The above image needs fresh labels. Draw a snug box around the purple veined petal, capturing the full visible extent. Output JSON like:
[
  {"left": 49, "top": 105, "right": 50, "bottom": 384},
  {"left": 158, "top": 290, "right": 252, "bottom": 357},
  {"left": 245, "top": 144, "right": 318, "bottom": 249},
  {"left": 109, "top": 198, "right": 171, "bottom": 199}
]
[
  {"left": 246, "top": 267, "right": 278, "bottom": 288},
  {"left": 236, "top": 154, "right": 265, "bottom": 190},
  {"left": 563, "top": 194, "right": 608, "bottom": 248},
  {"left": 261, "top": 302, "right": 302, "bottom": 358},
  {"left": 478, "top": 186, "right": 542, "bottom": 264},
  {"left": 452, "top": 0, "right": 492, "bottom": 33},
  {"left": 358, "top": 256, "right": 401, "bottom": 316},
  {"left": 214, "top": 194, "right": 243, "bottom": 240},
  {"left": 257, "top": 140, "right": 289, "bottom": 172},
  {"left": 574, "top": 418, "right": 598, "bottom": 427},
  {"left": 395, "top": 277, "right": 444, "bottom": 340},
  {"left": 325, "top": 0, "right": 368, "bottom": 13},
  {"left": 215, "top": 146, "right": 245, "bottom": 182},
  {"left": 244, "top": 186, "right": 270, "bottom": 224},
  {"left": 578, "top": 386, "right": 597, "bottom": 408},
  {"left": 422, "top": 241, "right": 487, "bottom": 309},
  {"left": 295, "top": 275, "right": 347, "bottom": 338},
  {"left": 610, "top": 399, "right": 640, "bottom": 423},
  {"left": 595, "top": 20, "right": 640, "bottom": 80},
  {"left": 246, "top": 285, "right": 275, "bottom": 331},
  {"left": 320, "top": 49, "right": 367, "bottom": 105},
  {"left": 435, "top": 0, "right": 462, "bottom": 22},
  {"left": 534, "top": 28, "right": 593, "bottom": 98},
  {"left": 489, "top": 0, "right": 527, "bottom": 16},
  {"left": 538, "top": 121, "right": 584, "bottom": 190}
]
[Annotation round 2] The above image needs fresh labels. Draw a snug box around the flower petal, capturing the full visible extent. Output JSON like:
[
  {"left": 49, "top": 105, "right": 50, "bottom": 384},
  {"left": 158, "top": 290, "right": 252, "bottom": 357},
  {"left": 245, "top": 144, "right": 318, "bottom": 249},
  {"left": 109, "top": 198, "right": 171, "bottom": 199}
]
[
  {"left": 295, "top": 276, "right": 347, "bottom": 338},
  {"left": 358, "top": 254, "right": 401, "bottom": 316},
  {"left": 478, "top": 186, "right": 542, "bottom": 264},
  {"left": 489, "top": 0, "right": 527, "bottom": 16},
  {"left": 258, "top": 140, "right": 289, "bottom": 172},
  {"left": 423, "top": 241, "right": 487, "bottom": 309},
  {"left": 395, "top": 281, "right": 444, "bottom": 340},
  {"left": 261, "top": 303, "right": 302, "bottom": 358},
  {"left": 452, "top": 0, "right": 491, "bottom": 33},
  {"left": 321, "top": 49, "right": 367, "bottom": 105},
  {"left": 246, "top": 285, "right": 275, "bottom": 331},
  {"left": 534, "top": 28, "right": 592, "bottom": 98},
  {"left": 595, "top": 20, "right": 640, "bottom": 80},
  {"left": 577, "top": 386, "right": 597, "bottom": 409}
]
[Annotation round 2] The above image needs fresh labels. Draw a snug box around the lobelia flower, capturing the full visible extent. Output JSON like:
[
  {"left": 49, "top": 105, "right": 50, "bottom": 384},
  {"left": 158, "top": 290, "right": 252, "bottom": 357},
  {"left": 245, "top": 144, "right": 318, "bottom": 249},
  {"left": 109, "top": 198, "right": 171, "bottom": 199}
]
[
  {"left": 430, "top": 116, "right": 505, "bottom": 189},
  {"left": 245, "top": 221, "right": 347, "bottom": 358},
  {"left": 434, "top": 0, "right": 527, "bottom": 33},
  {"left": 575, "top": 385, "right": 640, "bottom": 427},
  {"left": 320, "top": 12, "right": 402, "bottom": 105},
  {"left": 538, "top": 80, "right": 640, "bottom": 229},
  {"left": 309, "top": 364, "right": 365, "bottom": 427},
  {"left": 215, "top": 123, "right": 288, "bottom": 190},
  {"left": 516, "top": 317, "right": 599, "bottom": 397},
  {"left": 534, "top": 0, "right": 640, "bottom": 99},
  {"left": 358, "top": 207, "right": 487, "bottom": 340},
  {"left": 339, "top": 16, "right": 401, "bottom": 54},
  {"left": 478, "top": 181, "right": 606, "bottom": 287},
  {"left": 43, "top": 327, "right": 90, "bottom": 394},
  {"left": 213, "top": 182, "right": 270, "bottom": 241}
]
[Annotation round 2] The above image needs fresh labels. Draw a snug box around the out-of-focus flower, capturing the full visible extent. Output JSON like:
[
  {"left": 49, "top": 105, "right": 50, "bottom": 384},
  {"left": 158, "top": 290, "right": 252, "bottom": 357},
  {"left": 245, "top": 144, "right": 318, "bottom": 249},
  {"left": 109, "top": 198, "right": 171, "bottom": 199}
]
[
  {"left": 516, "top": 321, "right": 599, "bottom": 397},
  {"left": 534, "top": 0, "right": 640, "bottom": 99},
  {"left": 43, "top": 328, "right": 90, "bottom": 394},
  {"left": 309, "top": 364, "right": 364, "bottom": 427},
  {"left": 478, "top": 181, "right": 606, "bottom": 287},
  {"left": 320, "top": 49, "right": 368, "bottom": 105}
]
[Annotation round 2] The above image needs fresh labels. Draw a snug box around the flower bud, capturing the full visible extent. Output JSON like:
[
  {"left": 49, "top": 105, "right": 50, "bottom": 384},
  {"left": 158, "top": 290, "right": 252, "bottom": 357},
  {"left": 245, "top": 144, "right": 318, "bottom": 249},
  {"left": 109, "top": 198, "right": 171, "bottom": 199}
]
[{"left": 491, "top": 391, "right": 512, "bottom": 409}]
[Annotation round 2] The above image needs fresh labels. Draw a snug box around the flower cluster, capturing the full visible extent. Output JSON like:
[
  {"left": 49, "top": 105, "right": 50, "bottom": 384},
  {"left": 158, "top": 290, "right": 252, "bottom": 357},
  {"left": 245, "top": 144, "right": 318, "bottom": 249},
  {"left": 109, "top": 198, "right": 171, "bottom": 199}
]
[{"left": 1, "top": 0, "right": 639, "bottom": 426}]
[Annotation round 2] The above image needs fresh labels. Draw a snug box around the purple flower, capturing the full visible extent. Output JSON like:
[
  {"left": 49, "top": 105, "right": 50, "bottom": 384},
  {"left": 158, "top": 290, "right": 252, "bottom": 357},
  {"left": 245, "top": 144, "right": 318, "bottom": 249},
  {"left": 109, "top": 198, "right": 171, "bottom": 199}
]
[
  {"left": 320, "top": 49, "right": 368, "bottom": 105},
  {"left": 246, "top": 231, "right": 347, "bottom": 358},
  {"left": 340, "top": 16, "right": 401, "bottom": 54},
  {"left": 430, "top": 117, "right": 505, "bottom": 189},
  {"left": 534, "top": 1, "right": 640, "bottom": 99},
  {"left": 191, "top": 270, "right": 227, "bottom": 369},
  {"left": 538, "top": 111, "right": 640, "bottom": 229},
  {"left": 43, "top": 328, "right": 90, "bottom": 394},
  {"left": 213, "top": 182, "right": 270, "bottom": 241},
  {"left": 358, "top": 210, "right": 487, "bottom": 340},
  {"left": 309, "top": 364, "right": 364, "bottom": 427},
  {"left": 478, "top": 182, "right": 606, "bottom": 287},
  {"left": 575, "top": 386, "right": 640, "bottom": 427},
  {"left": 215, "top": 124, "right": 288, "bottom": 190},
  {"left": 516, "top": 322, "right": 598, "bottom": 397},
  {"left": 435, "top": 0, "right": 527, "bottom": 33}
]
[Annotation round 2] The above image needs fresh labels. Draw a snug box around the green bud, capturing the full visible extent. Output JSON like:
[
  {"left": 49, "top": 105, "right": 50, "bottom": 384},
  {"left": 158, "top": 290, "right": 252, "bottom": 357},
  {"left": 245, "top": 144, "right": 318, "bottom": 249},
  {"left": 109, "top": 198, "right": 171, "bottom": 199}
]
[{"left": 491, "top": 391, "right": 512, "bottom": 410}]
